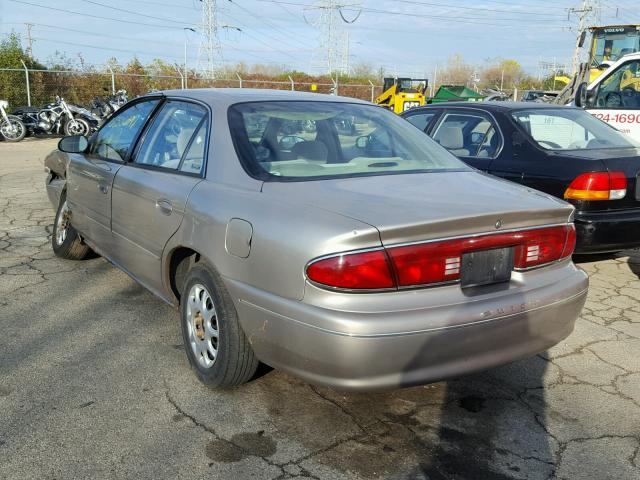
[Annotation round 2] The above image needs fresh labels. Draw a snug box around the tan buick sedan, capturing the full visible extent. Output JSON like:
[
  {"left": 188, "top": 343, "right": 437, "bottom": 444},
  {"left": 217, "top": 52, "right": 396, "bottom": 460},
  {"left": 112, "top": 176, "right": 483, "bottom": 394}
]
[{"left": 45, "top": 89, "right": 588, "bottom": 391}]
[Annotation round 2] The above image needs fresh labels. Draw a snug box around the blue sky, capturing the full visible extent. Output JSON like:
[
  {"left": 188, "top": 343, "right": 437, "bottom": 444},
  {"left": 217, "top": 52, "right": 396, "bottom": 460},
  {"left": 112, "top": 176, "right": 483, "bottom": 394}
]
[{"left": 1, "top": 0, "right": 639, "bottom": 76}]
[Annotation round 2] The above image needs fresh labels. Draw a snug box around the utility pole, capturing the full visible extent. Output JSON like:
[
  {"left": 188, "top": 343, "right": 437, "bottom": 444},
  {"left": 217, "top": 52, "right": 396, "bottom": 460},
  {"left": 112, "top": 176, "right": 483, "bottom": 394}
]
[
  {"left": 24, "top": 23, "right": 34, "bottom": 59},
  {"left": 568, "top": 0, "right": 599, "bottom": 75},
  {"left": 184, "top": 27, "right": 196, "bottom": 88},
  {"left": 197, "top": 0, "right": 222, "bottom": 78},
  {"left": 308, "top": 1, "right": 361, "bottom": 76}
]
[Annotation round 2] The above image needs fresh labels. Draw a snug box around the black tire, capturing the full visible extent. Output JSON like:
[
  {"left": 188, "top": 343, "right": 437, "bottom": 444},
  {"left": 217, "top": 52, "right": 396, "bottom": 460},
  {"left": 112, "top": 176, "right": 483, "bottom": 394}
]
[
  {"left": 52, "top": 192, "right": 90, "bottom": 260},
  {"left": 63, "top": 117, "right": 90, "bottom": 137},
  {"left": 180, "top": 263, "right": 258, "bottom": 388},
  {"left": 0, "top": 115, "right": 26, "bottom": 142}
]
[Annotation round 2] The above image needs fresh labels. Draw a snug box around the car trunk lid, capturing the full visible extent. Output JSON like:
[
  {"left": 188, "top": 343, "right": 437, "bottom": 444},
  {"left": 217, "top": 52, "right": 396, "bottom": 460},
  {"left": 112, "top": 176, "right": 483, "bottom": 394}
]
[{"left": 262, "top": 171, "right": 574, "bottom": 246}]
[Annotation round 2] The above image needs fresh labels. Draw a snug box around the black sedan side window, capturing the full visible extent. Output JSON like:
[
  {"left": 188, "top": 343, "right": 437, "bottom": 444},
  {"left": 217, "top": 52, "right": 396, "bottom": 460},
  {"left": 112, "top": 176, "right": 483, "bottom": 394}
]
[
  {"left": 432, "top": 112, "right": 502, "bottom": 158},
  {"left": 405, "top": 112, "right": 436, "bottom": 131},
  {"left": 90, "top": 100, "right": 159, "bottom": 162}
]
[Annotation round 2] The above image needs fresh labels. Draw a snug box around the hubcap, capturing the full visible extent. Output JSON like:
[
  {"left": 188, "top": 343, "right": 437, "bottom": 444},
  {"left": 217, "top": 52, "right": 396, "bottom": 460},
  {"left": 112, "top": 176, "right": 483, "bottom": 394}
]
[
  {"left": 186, "top": 283, "right": 218, "bottom": 369},
  {"left": 55, "top": 200, "right": 71, "bottom": 246}
]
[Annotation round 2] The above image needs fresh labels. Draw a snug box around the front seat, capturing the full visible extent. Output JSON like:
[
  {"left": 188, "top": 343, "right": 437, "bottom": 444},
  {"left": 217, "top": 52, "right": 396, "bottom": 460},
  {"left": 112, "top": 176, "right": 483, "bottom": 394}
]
[
  {"left": 437, "top": 126, "right": 470, "bottom": 156},
  {"left": 291, "top": 140, "right": 329, "bottom": 162}
]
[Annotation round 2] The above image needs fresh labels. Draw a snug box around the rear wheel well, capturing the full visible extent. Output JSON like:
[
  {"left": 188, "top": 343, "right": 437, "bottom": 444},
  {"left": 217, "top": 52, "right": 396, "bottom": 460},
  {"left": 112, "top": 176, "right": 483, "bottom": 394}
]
[{"left": 169, "top": 247, "right": 201, "bottom": 303}]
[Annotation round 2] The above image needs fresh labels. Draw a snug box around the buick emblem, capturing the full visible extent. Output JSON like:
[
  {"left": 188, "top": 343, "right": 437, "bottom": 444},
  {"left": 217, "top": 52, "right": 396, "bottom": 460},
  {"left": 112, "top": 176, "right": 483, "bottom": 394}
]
[{"left": 495, "top": 220, "right": 502, "bottom": 230}]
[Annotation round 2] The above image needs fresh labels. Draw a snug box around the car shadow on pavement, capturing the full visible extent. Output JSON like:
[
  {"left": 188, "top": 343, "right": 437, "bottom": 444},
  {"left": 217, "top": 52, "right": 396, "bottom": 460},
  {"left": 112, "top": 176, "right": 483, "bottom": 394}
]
[
  {"left": 625, "top": 250, "right": 640, "bottom": 278},
  {"left": 413, "top": 361, "right": 552, "bottom": 480},
  {"left": 292, "top": 304, "right": 558, "bottom": 479}
]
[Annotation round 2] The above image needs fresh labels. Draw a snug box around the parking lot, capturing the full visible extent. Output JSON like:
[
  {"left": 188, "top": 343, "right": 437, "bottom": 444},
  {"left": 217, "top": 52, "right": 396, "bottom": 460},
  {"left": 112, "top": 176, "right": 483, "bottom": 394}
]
[{"left": 0, "top": 138, "right": 638, "bottom": 479}]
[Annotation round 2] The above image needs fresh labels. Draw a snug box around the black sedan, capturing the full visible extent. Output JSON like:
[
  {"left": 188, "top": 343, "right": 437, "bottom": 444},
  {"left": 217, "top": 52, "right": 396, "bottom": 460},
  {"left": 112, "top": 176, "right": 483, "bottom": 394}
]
[{"left": 400, "top": 102, "right": 640, "bottom": 254}]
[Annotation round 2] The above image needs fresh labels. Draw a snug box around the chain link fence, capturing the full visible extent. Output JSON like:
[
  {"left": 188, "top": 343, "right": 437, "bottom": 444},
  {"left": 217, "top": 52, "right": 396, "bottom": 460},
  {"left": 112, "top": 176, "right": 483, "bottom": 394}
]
[{"left": 0, "top": 68, "right": 383, "bottom": 111}]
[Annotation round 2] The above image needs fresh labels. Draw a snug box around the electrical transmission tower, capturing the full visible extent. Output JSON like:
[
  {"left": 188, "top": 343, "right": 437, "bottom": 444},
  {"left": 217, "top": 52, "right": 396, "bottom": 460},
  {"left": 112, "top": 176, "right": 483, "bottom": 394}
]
[
  {"left": 307, "top": 1, "right": 361, "bottom": 76},
  {"left": 197, "top": 0, "right": 223, "bottom": 78},
  {"left": 568, "top": 0, "right": 601, "bottom": 75}
]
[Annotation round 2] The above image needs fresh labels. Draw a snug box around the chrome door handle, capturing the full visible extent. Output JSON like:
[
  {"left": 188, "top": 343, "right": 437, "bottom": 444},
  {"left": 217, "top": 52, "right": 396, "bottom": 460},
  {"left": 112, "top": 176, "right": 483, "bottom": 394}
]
[
  {"left": 156, "top": 199, "right": 173, "bottom": 215},
  {"left": 98, "top": 184, "right": 108, "bottom": 194}
]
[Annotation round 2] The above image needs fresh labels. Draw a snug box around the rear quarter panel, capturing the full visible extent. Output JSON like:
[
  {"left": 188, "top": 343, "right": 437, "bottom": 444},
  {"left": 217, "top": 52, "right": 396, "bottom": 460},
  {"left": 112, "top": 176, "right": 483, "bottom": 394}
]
[{"left": 163, "top": 180, "right": 382, "bottom": 302}]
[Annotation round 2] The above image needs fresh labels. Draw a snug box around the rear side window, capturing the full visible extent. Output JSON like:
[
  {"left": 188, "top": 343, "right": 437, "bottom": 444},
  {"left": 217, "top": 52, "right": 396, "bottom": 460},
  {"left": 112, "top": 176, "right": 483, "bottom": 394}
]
[
  {"left": 134, "top": 101, "right": 207, "bottom": 171},
  {"left": 91, "top": 99, "right": 159, "bottom": 162},
  {"left": 405, "top": 112, "right": 436, "bottom": 131},
  {"left": 432, "top": 112, "right": 501, "bottom": 158}
]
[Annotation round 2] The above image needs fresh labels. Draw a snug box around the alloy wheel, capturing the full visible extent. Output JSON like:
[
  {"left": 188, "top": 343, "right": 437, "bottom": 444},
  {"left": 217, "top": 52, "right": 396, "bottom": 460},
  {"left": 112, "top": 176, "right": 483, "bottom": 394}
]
[
  {"left": 55, "top": 200, "right": 71, "bottom": 246},
  {"left": 186, "top": 283, "right": 219, "bottom": 369}
]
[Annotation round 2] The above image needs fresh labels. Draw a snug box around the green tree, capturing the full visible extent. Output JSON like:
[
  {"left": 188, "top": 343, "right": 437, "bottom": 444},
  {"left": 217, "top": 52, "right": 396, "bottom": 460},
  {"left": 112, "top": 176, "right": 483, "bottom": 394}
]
[{"left": 0, "top": 32, "right": 45, "bottom": 107}]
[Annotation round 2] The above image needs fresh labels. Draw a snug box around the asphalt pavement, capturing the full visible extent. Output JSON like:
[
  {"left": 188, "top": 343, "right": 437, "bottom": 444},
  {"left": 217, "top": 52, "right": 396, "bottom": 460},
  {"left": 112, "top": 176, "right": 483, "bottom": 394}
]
[{"left": 0, "top": 138, "right": 639, "bottom": 480}]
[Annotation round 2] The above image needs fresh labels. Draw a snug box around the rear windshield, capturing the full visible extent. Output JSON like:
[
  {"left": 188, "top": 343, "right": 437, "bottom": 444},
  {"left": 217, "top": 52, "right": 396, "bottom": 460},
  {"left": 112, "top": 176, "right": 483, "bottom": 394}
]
[
  {"left": 512, "top": 108, "right": 639, "bottom": 150},
  {"left": 228, "top": 101, "right": 469, "bottom": 180}
]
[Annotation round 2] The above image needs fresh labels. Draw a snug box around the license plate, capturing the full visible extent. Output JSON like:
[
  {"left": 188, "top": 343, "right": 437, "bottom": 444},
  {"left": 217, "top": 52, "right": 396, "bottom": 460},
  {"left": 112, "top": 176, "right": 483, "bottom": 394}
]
[{"left": 460, "top": 247, "right": 514, "bottom": 288}]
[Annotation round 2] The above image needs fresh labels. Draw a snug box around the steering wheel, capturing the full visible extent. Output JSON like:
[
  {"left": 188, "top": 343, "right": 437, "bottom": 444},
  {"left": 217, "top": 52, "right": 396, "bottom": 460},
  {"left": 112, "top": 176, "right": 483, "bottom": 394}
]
[
  {"left": 605, "top": 92, "right": 622, "bottom": 108},
  {"left": 538, "top": 140, "right": 563, "bottom": 149}
]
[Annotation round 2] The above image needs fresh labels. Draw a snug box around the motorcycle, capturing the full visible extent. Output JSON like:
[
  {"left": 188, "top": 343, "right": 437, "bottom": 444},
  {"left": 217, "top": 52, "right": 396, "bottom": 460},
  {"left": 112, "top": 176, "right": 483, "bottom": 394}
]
[
  {"left": 0, "top": 100, "right": 26, "bottom": 142},
  {"left": 89, "top": 89, "right": 128, "bottom": 122},
  {"left": 13, "top": 96, "right": 98, "bottom": 137}
]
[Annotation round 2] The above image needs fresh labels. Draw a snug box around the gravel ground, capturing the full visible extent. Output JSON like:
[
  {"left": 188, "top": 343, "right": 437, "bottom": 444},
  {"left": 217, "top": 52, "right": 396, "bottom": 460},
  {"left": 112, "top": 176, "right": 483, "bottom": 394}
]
[{"left": 0, "top": 138, "right": 638, "bottom": 480}]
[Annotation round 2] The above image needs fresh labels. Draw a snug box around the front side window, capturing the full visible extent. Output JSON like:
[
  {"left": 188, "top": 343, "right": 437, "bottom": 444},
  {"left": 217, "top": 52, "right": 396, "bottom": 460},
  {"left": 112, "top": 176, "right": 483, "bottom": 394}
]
[
  {"left": 432, "top": 112, "right": 501, "bottom": 158},
  {"left": 512, "top": 108, "right": 638, "bottom": 150},
  {"left": 135, "top": 101, "right": 207, "bottom": 170},
  {"left": 592, "top": 28, "right": 640, "bottom": 65},
  {"left": 228, "top": 101, "right": 469, "bottom": 180},
  {"left": 91, "top": 99, "right": 159, "bottom": 162},
  {"left": 592, "top": 60, "right": 640, "bottom": 109}
]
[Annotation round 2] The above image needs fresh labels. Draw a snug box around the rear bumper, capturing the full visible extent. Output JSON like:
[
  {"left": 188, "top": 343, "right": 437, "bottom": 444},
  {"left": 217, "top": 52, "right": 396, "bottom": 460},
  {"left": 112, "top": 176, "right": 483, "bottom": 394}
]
[
  {"left": 575, "top": 208, "right": 640, "bottom": 253},
  {"left": 225, "top": 262, "right": 588, "bottom": 391}
]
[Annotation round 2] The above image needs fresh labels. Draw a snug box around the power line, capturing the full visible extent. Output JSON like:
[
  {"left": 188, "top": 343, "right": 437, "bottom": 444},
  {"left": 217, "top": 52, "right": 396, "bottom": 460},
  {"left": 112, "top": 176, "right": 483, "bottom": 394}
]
[
  {"left": 254, "top": 0, "right": 571, "bottom": 27},
  {"left": 226, "top": 0, "right": 310, "bottom": 49},
  {"left": 76, "top": 0, "right": 196, "bottom": 26},
  {"left": 31, "top": 36, "right": 187, "bottom": 61},
  {"left": 7, "top": 0, "right": 194, "bottom": 29},
  {"left": 389, "top": 0, "right": 563, "bottom": 17}
]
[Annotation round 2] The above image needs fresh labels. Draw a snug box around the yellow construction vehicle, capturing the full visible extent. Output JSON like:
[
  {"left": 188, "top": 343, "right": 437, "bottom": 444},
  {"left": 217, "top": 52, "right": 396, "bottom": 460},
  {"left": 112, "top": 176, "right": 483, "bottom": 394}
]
[
  {"left": 556, "top": 25, "right": 640, "bottom": 87},
  {"left": 376, "top": 77, "right": 428, "bottom": 113}
]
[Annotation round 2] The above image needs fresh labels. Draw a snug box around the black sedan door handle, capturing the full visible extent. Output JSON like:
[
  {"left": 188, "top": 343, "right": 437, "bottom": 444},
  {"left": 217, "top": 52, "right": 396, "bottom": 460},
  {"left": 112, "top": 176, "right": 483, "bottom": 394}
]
[{"left": 156, "top": 199, "right": 173, "bottom": 216}]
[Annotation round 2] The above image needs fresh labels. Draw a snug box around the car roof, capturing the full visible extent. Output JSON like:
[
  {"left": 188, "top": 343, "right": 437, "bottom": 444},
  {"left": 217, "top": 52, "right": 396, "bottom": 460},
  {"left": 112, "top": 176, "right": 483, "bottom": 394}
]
[
  {"left": 153, "top": 88, "right": 371, "bottom": 108},
  {"left": 407, "top": 101, "right": 577, "bottom": 113}
]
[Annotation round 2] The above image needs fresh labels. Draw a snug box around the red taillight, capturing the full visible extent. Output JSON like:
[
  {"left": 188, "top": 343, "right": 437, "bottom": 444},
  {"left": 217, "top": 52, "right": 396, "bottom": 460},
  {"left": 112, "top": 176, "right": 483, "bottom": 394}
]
[
  {"left": 306, "top": 225, "right": 575, "bottom": 291},
  {"left": 513, "top": 225, "right": 573, "bottom": 268},
  {"left": 564, "top": 171, "right": 627, "bottom": 201},
  {"left": 387, "top": 240, "right": 463, "bottom": 286},
  {"left": 306, "top": 250, "right": 395, "bottom": 290},
  {"left": 562, "top": 224, "right": 577, "bottom": 259}
]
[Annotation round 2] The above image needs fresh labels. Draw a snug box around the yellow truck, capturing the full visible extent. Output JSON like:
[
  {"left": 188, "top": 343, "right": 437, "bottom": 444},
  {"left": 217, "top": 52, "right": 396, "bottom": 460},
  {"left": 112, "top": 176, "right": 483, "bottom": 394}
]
[
  {"left": 376, "top": 77, "right": 428, "bottom": 113},
  {"left": 557, "top": 25, "right": 640, "bottom": 86}
]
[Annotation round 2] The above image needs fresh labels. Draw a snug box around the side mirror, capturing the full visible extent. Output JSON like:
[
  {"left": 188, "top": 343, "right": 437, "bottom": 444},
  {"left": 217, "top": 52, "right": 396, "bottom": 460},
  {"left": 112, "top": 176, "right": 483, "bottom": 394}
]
[
  {"left": 356, "top": 135, "right": 369, "bottom": 149},
  {"left": 574, "top": 82, "right": 588, "bottom": 108},
  {"left": 58, "top": 135, "right": 88, "bottom": 154}
]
